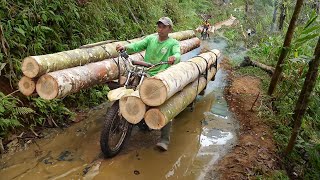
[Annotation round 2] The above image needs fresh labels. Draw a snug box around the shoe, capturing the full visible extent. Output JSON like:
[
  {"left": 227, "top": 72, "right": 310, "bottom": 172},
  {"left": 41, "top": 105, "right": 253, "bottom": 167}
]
[{"left": 156, "top": 142, "right": 168, "bottom": 151}]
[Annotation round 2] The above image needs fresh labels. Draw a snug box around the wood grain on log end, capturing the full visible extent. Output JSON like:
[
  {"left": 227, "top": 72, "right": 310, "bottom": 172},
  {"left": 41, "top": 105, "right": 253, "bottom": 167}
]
[
  {"left": 36, "top": 74, "right": 58, "bottom": 100},
  {"left": 144, "top": 108, "right": 165, "bottom": 130},
  {"left": 120, "top": 95, "right": 146, "bottom": 124},
  {"left": 139, "top": 78, "right": 167, "bottom": 107},
  {"left": 18, "top": 76, "right": 36, "bottom": 96},
  {"left": 22, "top": 57, "right": 40, "bottom": 78}
]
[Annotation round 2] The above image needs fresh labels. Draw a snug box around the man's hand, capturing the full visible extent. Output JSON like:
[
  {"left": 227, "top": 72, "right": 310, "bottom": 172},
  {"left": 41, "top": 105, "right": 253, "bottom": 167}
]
[
  {"left": 168, "top": 56, "right": 176, "bottom": 65},
  {"left": 116, "top": 44, "right": 125, "bottom": 52}
]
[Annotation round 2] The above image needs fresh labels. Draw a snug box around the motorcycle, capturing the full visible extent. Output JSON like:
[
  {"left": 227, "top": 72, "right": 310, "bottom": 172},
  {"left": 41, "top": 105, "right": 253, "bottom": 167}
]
[{"left": 100, "top": 50, "right": 167, "bottom": 158}]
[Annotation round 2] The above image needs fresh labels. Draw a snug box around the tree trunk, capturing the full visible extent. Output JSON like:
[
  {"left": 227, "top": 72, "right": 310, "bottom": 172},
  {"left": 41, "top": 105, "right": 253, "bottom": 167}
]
[
  {"left": 268, "top": 0, "right": 304, "bottom": 95},
  {"left": 278, "top": 2, "right": 286, "bottom": 30},
  {"left": 245, "top": 0, "right": 249, "bottom": 15},
  {"left": 22, "top": 30, "right": 196, "bottom": 78},
  {"left": 271, "top": 0, "right": 279, "bottom": 32},
  {"left": 139, "top": 49, "right": 220, "bottom": 107},
  {"left": 18, "top": 76, "right": 37, "bottom": 96},
  {"left": 35, "top": 38, "right": 200, "bottom": 100},
  {"left": 119, "top": 90, "right": 146, "bottom": 124},
  {"left": 285, "top": 37, "right": 320, "bottom": 154},
  {"left": 240, "top": 56, "right": 275, "bottom": 75},
  {"left": 144, "top": 67, "right": 216, "bottom": 129}
]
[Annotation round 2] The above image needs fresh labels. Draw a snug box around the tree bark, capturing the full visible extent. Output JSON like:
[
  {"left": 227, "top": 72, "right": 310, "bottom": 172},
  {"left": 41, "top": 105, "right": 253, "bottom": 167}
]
[
  {"left": 22, "top": 30, "right": 196, "bottom": 78},
  {"left": 285, "top": 37, "right": 320, "bottom": 154},
  {"left": 268, "top": 0, "right": 305, "bottom": 95},
  {"left": 139, "top": 49, "right": 220, "bottom": 106},
  {"left": 278, "top": 2, "right": 286, "bottom": 31},
  {"left": 240, "top": 56, "right": 275, "bottom": 75},
  {"left": 18, "top": 76, "right": 37, "bottom": 96},
  {"left": 35, "top": 38, "right": 200, "bottom": 100},
  {"left": 144, "top": 67, "right": 216, "bottom": 129},
  {"left": 271, "top": 0, "right": 279, "bottom": 32},
  {"left": 119, "top": 90, "right": 146, "bottom": 124}
]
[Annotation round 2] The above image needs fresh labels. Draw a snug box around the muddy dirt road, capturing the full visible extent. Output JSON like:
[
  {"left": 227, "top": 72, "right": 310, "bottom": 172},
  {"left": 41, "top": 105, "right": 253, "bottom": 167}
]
[{"left": 0, "top": 38, "right": 241, "bottom": 180}]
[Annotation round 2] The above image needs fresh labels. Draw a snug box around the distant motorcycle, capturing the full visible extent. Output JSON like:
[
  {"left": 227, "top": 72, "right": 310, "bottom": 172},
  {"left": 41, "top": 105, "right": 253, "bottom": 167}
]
[{"left": 201, "top": 29, "right": 209, "bottom": 40}]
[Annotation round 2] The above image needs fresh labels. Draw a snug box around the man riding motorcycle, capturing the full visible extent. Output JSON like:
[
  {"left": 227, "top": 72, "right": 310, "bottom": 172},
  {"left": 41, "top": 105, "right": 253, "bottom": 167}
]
[{"left": 116, "top": 17, "right": 181, "bottom": 151}]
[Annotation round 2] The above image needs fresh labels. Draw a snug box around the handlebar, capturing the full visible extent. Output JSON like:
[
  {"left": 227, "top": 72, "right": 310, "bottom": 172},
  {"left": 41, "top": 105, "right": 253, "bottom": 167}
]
[
  {"left": 131, "top": 60, "right": 153, "bottom": 67},
  {"left": 118, "top": 50, "right": 169, "bottom": 70},
  {"left": 119, "top": 50, "right": 129, "bottom": 59}
]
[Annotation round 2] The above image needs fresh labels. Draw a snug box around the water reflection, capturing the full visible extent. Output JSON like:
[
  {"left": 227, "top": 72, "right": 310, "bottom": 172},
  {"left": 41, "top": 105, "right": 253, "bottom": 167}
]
[{"left": 200, "top": 128, "right": 233, "bottom": 147}]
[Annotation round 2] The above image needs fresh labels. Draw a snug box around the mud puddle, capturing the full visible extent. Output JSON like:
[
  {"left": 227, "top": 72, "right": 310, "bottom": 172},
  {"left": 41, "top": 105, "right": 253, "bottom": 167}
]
[{"left": 0, "top": 37, "right": 239, "bottom": 180}]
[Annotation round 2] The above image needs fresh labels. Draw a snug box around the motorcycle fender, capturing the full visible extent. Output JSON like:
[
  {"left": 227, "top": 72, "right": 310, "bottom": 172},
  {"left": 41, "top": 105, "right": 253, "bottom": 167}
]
[{"left": 107, "top": 87, "right": 134, "bottom": 101}]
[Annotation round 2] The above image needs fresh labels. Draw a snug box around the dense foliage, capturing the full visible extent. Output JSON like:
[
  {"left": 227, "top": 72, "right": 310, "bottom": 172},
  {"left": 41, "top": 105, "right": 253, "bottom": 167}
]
[
  {"left": 0, "top": 0, "right": 211, "bottom": 136},
  {"left": 220, "top": 0, "right": 319, "bottom": 178}
]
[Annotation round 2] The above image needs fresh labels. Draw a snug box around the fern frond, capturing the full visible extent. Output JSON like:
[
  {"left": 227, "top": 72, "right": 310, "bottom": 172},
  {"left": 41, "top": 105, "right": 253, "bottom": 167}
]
[
  {"left": 0, "top": 118, "right": 22, "bottom": 129},
  {"left": 13, "top": 107, "right": 35, "bottom": 115}
]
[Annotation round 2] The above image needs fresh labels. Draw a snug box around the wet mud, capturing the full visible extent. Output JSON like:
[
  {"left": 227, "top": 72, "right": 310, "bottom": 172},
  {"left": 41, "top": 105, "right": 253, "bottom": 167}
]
[{"left": 0, "top": 37, "right": 240, "bottom": 180}]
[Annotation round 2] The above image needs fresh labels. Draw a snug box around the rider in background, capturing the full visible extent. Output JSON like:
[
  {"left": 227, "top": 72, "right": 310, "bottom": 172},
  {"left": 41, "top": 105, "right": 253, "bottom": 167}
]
[
  {"left": 116, "top": 17, "right": 181, "bottom": 151},
  {"left": 201, "top": 19, "right": 211, "bottom": 37}
]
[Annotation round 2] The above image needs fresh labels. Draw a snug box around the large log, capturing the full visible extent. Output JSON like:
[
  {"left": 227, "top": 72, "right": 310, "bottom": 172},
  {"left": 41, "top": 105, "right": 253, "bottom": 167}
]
[
  {"left": 36, "top": 38, "right": 200, "bottom": 100},
  {"left": 240, "top": 56, "right": 275, "bottom": 75},
  {"left": 119, "top": 90, "right": 146, "bottom": 124},
  {"left": 22, "top": 30, "right": 196, "bottom": 78},
  {"left": 144, "top": 67, "right": 216, "bottom": 129},
  {"left": 139, "top": 49, "right": 220, "bottom": 107},
  {"left": 18, "top": 76, "right": 36, "bottom": 96}
]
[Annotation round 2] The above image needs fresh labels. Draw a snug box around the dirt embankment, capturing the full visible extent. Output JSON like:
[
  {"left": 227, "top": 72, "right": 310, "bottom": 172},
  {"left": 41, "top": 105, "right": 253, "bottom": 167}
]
[{"left": 215, "top": 61, "right": 281, "bottom": 179}]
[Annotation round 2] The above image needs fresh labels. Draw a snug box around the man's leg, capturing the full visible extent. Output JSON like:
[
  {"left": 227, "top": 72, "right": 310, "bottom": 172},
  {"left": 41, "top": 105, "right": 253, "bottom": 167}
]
[{"left": 156, "top": 121, "right": 172, "bottom": 151}]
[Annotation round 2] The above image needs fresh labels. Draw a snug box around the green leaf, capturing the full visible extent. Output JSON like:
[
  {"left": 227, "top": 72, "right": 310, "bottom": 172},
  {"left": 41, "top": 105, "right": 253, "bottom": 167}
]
[
  {"left": 14, "top": 107, "right": 35, "bottom": 115},
  {"left": 41, "top": 14, "right": 48, "bottom": 22},
  {"left": 0, "top": 62, "right": 6, "bottom": 71},
  {"left": 294, "top": 34, "right": 319, "bottom": 48},
  {"left": 14, "top": 27, "right": 25, "bottom": 36},
  {"left": 302, "top": 25, "right": 320, "bottom": 35},
  {"left": 40, "top": 25, "right": 53, "bottom": 32},
  {"left": 304, "top": 12, "right": 318, "bottom": 30},
  {"left": 23, "top": 19, "right": 29, "bottom": 27}
]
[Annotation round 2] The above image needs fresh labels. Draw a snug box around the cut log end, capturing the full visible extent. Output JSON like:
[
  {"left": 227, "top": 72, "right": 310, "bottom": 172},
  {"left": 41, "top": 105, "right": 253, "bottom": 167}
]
[
  {"left": 18, "top": 76, "right": 36, "bottom": 96},
  {"left": 139, "top": 78, "right": 167, "bottom": 107},
  {"left": 144, "top": 109, "right": 166, "bottom": 130},
  {"left": 119, "top": 96, "right": 146, "bottom": 124},
  {"left": 36, "top": 74, "right": 59, "bottom": 100},
  {"left": 22, "top": 57, "right": 40, "bottom": 78}
]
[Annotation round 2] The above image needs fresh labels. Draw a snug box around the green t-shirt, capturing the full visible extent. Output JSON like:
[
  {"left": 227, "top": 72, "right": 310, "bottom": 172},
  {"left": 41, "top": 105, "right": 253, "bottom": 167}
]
[{"left": 125, "top": 34, "right": 181, "bottom": 76}]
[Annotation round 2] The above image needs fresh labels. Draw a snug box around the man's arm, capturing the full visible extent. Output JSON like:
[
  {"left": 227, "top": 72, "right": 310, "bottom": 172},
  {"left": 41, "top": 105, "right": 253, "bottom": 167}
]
[
  {"left": 170, "top": 43, "right": 181, "bottom": 65},
  {"left": 125, "top": 35, "right": 150, "bottom": 54}
]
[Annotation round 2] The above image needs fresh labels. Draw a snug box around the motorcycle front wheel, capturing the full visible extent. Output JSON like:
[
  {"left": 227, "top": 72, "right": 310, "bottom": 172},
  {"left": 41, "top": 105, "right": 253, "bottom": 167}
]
[{"left": 100, "top": 101, "right": 132, "bottom": 158}]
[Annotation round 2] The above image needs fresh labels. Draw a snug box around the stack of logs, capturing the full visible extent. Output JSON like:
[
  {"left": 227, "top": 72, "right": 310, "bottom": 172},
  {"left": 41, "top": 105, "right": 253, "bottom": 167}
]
[
  {"left": 19, "top": 30, "right": 200, "bottom": 99},
  {"left": 19, "top": 28, "right": 221, "bottom": 130},
  {"left": 119, "top": 49, "right": 220, "bottom": 129}
]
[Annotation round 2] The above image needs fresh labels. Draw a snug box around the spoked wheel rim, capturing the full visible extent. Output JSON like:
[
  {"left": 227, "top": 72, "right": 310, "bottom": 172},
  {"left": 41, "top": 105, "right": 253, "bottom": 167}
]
[{"left": 108, "top": 110, "right": 130, "bottom": 151}]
